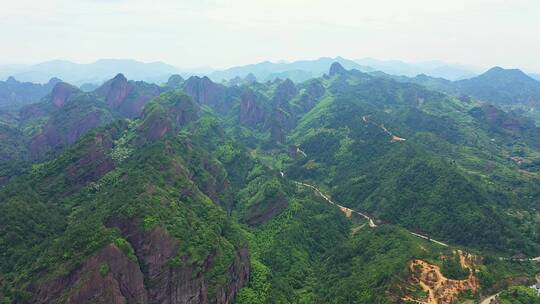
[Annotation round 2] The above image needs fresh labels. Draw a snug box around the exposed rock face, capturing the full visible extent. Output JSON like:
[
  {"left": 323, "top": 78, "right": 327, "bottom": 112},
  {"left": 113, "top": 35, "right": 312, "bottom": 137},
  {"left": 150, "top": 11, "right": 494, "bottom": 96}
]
[
  {"left": 103, "top": 74, "right": 129, "bottom": 109},
  {"left": 50, "top": 82, "right": 80, "bottom": 107},
  {"left": 29, "top": 109, "right": 110, "bottom": 160},
  {"left": 95, "top": 74, "right": 162, "bottom": 118},
  {"left": 239, "top": 89, "right": 265, "bottom": 127},
  {"left": 29, "top": 126, "right": 61, "bottom": 158},
  {"left": 183, "top": 76, "right": 227, "bottom": 111},
  {"left": 63, "top": 133, "right": 116, "bottom": 188},
  {"left": 265, "top": 79, "right": 299, "bottom": 144},
  {"left": 109, "top": 218, "right": 250, "bottom": 304},
  {"left": 32, "top": 215, "right": 249, "bottom": 304},
  {"left": 33, "top": 244, "right": 147, "bottom": 304},
  {"left": 140, "top": 92, "right": 200, "bottom": 141},
  {"left": 117, "top": 81, "right": 162, "bottom": 118},
  {"left": 329, "top": 62, "right": 346, "bottom": 76}
]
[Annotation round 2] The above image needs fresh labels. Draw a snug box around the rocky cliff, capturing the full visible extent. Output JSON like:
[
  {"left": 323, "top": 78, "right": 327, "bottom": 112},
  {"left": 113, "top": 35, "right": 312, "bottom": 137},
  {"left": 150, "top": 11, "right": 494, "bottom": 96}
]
[
  {"left": 183, "top": 76, "right": 228, "bottom": 113},
  {"left": 95, "top": 73, "right": 162, "bottom": 118}
]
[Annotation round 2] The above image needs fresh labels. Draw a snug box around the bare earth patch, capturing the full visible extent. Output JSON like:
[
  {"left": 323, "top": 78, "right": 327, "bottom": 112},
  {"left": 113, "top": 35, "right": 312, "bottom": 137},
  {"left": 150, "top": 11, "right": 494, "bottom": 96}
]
[{"left": 402, "top": 251, "right": 479, "bottom": 304}]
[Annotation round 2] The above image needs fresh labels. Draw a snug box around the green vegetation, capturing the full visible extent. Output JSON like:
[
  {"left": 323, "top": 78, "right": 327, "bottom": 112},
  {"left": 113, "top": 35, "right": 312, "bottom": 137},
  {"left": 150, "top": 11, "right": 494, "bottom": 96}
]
[
  {"left": 98, "top": 262, "right": 109, "bottom": 277},
  {"left": 287, "top": 69, "right": 540, "bottom": 255},
  {"left": 441, "top": 255, "right": 470, "bottom": 280},
  {"left": 497, "top": 286, "right": 540, "bottom": 304},
  {"left": 1, "top": 64, "right": 540, "bottom": 303}
]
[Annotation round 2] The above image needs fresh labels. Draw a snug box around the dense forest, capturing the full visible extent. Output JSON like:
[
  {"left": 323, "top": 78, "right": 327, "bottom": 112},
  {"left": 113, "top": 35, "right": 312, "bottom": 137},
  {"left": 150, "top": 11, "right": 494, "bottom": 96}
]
[{"left": 0, "top": 63, "right": 539, "bottom": 303}]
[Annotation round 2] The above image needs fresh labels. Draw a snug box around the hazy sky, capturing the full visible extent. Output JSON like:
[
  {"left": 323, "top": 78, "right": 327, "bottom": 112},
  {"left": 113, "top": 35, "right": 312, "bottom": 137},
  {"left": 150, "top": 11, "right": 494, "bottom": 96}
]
[{"left": 1, "top": 0, "right": 540, "bottom": 71}]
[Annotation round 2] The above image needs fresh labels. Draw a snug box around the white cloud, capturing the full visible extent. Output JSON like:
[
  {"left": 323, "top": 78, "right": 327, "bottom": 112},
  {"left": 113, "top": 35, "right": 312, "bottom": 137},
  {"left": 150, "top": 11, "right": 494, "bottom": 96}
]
[{"left": 0, "top": 0, "right": 539, "bottom": 71}]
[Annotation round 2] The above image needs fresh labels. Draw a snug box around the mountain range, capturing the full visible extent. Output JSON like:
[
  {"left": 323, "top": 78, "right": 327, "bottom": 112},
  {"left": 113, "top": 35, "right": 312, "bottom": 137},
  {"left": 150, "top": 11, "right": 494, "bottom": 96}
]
[
  {"left": 0, "top": 77, "right": 61, "bottom": 110},
  {"left": 0, "top": 59, "right": 184, "bottom": 86},
  {"left": 207, "top": 56, "right": 373, "bottom": 83},
  {"left": 1, "top": 61, "right": 540, "bottom": 303},
  {"left": 3, "top": 57, "right": 540, "bottom": 88},
  {"left": 355, "top": 58, "right": 480, "bottom": 80}
]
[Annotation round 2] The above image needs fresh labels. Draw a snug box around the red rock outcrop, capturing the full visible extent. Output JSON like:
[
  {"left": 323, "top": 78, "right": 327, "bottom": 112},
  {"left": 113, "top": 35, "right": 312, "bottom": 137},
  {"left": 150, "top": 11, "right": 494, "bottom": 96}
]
[
  {"left": 29, "top": 110, "right": 109, "bottom": 160},
  {"left": 95, "top": 74, "right": 161, "bottom": 118},
  {"left": 32, "top": 216, "right": 249, "bottom": 304},
  {"left": 183, "top": 76, "right": 227, "bottom": 112},
  {"left": 50, "top": 82, "right": 80, "bottom": 108},
  {"left": 33, "top": 244, "right": 147, "bottom": 304},
  {"left": 239, "top": 89, "right": 265, "bottom": 127},
  {"left": 140, "top": 92, "right": 200, "bottom": 141},
  {"left": 109, "top": 218, "right": 250, "bottom": 304},
  {"left": 63, "top": 132, "right": 115, "bottom": 188}
]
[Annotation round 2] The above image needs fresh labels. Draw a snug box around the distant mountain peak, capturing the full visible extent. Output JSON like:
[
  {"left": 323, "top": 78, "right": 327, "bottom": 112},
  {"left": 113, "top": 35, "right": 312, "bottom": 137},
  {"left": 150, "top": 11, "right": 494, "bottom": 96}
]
[
  {"left": 486, "top": 66, "right": 504, "bottom": 72},
  {"left": 112, "top": 73, "right": 128, "bottom": 82},
  {"left": 329, "top": 62, "right": 346, "bottom": 76},
  {"left": 456, "top": 65, "right": 540, "bottom": 105},
  {"left": 50, "top": 82, "right": 80, "bottom": 108},
  {"left": 482, "top": 66, "right": 530, "bottom": 78},
  {"left": 47, "top": 77, "right": 62, "bottom": 85}
]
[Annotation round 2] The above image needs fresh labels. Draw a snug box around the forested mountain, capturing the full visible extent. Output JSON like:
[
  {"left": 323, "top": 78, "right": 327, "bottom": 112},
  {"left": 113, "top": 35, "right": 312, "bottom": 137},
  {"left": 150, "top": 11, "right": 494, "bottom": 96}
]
[
  {"left": 0, "top": 77, "right": 61, "bottom": 110},
  {"left": 0, "top": 74, "right": 165, "bottom": 186},
  {"left": 455, "top": 67, "right": 540, "bottom": 106},
  {"left": 380, "top": 66, "right": 540, "bottom": 106},
  {"left": 355, "top": 58, "right": 479, "bottom": 80},
  {"left": 0, "top": 59, "right": 183, "bottom": 85},
  {"left": 1, "top": 63, "right": 539, "bottom": 304},
  {"left": 377, "top": 66, "right": 540, "bottom": 125},
  {"left": 287, "top": 64, "right": 540, "bottom": 254},
  {"left": 208, "top": 57, "right": 371, "bottom": 83}
]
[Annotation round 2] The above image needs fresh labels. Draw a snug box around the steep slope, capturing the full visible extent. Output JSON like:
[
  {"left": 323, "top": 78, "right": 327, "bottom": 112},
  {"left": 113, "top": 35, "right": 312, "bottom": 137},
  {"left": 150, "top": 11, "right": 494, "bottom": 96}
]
[
  {"left": 0, "top": 77, "right": 60, "bottom": 110},
  {"left": 1, "top": 65, "right": 539, "bottom": 304},
  {"left": 456, "top": 67, "right": 540, "bottom": 106},
  {"left": 179, "top": 74, "right": 327, "bottom": 148},
  {"left": 0, "top": 92, "right": 250, "bottom": 303},
  {"left": 376, "top": 67, "right": 540, "bottom": 124},
  {"left": 14, "top": 74, "right": 164, "bottom": 160},
  {"left": 286, "top": 63, "right": 540, "bottom": 255},
  {"left": 0, "top": 123, "right": 29, "bottom": 186},
  {"left": 94, "top": 73, "right": 163, "bottom": 118}
]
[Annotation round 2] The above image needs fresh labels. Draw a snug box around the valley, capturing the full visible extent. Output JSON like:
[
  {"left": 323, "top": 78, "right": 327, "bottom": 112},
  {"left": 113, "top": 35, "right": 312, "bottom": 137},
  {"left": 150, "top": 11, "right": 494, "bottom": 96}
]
[
  {"left": 3, "top": 1, "right": 540, "bottom": 302},
  {"left": 0, "top": 62, "right": 539, "bottom": 304}
]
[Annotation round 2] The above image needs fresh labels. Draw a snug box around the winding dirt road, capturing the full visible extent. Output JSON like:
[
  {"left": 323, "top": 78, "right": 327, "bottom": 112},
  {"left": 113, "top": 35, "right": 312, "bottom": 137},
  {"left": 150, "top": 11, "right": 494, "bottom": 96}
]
[
  {"left": 294, "top": 181, "right": 376, "bottom": 227},
  {"left": 292, "top": 180, "right": 455, "bottom": 247}
]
